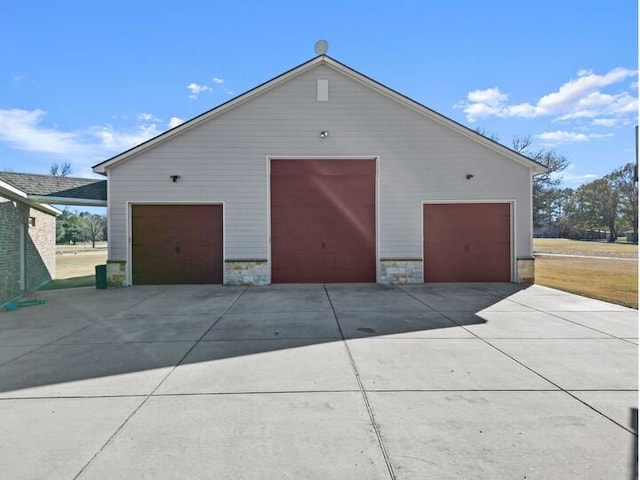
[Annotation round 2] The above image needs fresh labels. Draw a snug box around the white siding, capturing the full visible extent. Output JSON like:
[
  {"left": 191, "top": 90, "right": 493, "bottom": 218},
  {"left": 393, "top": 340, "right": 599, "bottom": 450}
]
[{"left": 107, "top": 64, "right": 534, "bottom": 279}]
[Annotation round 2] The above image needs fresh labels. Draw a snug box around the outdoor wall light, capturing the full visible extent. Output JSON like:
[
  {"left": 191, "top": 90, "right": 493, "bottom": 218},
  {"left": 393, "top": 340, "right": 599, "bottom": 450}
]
[
  {"left": 320, "top": 131, "right": 329, "bottom": 139},
  {"left": 170, "top": 175, "right": 181, "bottom": 182},
  {"left": 466, "top": 174, "right": 474, "bottom": 180}
]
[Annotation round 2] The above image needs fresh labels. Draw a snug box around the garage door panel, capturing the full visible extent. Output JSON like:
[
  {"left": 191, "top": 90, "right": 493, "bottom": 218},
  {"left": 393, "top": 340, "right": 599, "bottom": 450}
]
[
  {"left": 271, "top": 160, "right": 375, "bottom": 283},
  {"left": 132, "top": 204, "right": 223, "bottom": 285},
  {"left": 423, "top": 203, "right": 511, "bottom": 282}
]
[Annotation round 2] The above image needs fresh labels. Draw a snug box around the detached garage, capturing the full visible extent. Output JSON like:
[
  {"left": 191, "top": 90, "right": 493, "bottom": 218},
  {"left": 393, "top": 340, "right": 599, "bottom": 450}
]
[{"left": 93, "top": 52, "right": 545, "bottom": 286}]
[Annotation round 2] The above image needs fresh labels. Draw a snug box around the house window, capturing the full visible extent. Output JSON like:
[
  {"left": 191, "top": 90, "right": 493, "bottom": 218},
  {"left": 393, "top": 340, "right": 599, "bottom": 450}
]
[{"left": 28, "top": 217, "right": 36, "bottom": 227}]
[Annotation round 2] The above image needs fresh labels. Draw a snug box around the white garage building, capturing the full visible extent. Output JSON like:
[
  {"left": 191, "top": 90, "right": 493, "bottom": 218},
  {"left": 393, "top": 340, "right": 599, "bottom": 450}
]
[{"left": 93, "top": 53, "right": 545, "bottom": 286}]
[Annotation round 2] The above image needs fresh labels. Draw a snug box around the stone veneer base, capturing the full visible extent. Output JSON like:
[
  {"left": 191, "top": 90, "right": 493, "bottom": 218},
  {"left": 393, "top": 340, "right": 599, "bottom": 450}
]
[
  {"left": 379, "top": 259, "right": 423, "bottom": 284},
  {"left": 516, "top": 257, "right": 535, "bottom": 284},
  {"left": 106, "top": 260, "right": 127, "bottom": 288},
  {"left": 224, "top": 260, "right": 269, "bottom": 286}
]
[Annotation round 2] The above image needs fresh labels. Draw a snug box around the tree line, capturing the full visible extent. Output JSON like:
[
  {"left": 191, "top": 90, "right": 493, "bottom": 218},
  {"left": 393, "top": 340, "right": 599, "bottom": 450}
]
[
  {"left": 525, "top": 140, "right": 637, "bottom": 244},
  {"left": 478, "top": 131, "right": 637, "bottom": 243},
  {"left": 56, "top": 210, "right": 107, "bottom": 247},
  {"left": 49, "top": 163, "right": 107, "bottom": 248}
]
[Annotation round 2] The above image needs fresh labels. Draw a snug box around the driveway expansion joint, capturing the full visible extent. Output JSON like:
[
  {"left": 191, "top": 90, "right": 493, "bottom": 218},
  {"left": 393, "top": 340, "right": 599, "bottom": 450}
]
[
  {"left": 72, "top": 285, "right": 250, "bottom": 480},
  {"left": 323, "top": 285, "right": 397, "bottom": 480}
]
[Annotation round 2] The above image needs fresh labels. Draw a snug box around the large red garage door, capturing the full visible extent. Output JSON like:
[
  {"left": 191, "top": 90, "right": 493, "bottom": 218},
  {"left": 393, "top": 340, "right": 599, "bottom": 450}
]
[
  {"left": 423, "top": 203, "right": 511, "bottom": 282},
  {"left": 271, "top": 160, "right": 376, "bottom": 283},
  {"left": 131, "top": 204, "right": 223, "bottom": 284}
]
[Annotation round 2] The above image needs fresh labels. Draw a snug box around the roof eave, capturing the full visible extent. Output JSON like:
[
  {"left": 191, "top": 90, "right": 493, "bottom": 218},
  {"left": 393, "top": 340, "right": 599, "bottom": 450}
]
[
  {"left": 0, "top": 180, "right": 61, "bottom": 216},
  {"left": 27, "top": 195, "right": 107, "bottom": 207}
]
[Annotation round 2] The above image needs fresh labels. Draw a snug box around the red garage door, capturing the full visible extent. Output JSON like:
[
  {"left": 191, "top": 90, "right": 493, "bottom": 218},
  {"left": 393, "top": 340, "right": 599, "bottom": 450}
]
[
  {"left": 271, "top": 160, "right": 376, "bottom": 283},
  {"left": 131, "top": 204, "right": 223, "bottom": 284},
  {"left": 423, "top": 203, "right": 511, "bottom": 282}
]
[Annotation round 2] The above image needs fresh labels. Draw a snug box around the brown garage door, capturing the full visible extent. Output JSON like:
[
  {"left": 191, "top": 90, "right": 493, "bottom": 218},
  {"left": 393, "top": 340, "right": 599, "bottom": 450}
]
[
  {"left": 271, "top": 159, "right": 376, "bottom": 283},
  {"left": 132, "top": 204, "right": 223, "bottom": 284},
  {"left": 423, "top": 203, "right": 511, "bottom": 282}
]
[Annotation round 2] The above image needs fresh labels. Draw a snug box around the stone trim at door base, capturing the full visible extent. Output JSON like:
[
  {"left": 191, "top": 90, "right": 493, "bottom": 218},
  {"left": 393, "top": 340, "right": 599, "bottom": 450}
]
[
  {"left": 379, "top": 258, "right": 423, "bottom": 284},
  {"left": 516, "top": 257, "right": 535, "bottom": 284},
  {"left": 224, "top": 259, "right": 269, "bottom": 286},
  {"left": 106, "top": 260, "right": 127, "bottom": 288}
]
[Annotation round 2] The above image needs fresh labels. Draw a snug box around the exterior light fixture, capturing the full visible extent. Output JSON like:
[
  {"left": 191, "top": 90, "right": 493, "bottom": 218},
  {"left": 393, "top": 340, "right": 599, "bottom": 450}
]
[
  {"left": 320, "top": 131, "right": 329, "bottom": 139},
  {"left": 170, "top": 175, "right": 181, "bottom": 182}
]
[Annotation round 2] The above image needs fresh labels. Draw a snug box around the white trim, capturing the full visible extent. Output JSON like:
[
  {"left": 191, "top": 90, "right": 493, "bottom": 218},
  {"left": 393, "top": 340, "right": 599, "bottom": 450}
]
[
  {"left": 0, "top": 181, "right": 61, "bottom": 216},
  {"left": 106, "top": 174, "right": 113, "bottom": 260},
  {"left": 528, "top": 175, "right": 534, "bottom": 256},
  {"left": 421, "top": 200, "right": 516, "bottom": 282},
  {"left": 27, "top": 195, "right": 106, "bottom": 207},
  {"left": 267, "top": 156, "right": 380, "bottom": 283},
  {"left": 126, "top": 201, "right": 225, "bottom": 286},
  {"left": 0, "top": 179, "right": 27, "bottom": 199}
]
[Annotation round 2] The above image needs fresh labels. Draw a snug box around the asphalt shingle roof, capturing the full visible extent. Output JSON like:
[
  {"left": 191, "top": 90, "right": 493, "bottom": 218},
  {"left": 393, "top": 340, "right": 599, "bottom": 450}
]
[{"left": 0, "top": 172, "right": 106, "bottom": 201}]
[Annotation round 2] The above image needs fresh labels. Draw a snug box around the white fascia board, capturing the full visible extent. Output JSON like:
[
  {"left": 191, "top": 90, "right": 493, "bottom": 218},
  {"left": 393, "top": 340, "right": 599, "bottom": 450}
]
[
  {"left": 0, "top": 181, "right": 61, "bottom": 216},
  {"left": 0, "top": 179, "right": 28, "bottom": 200},
  {"left": 28, "top": 195, "right": 107, "bottom": 207},
  {"left": 35, "top": 203, "right": 62, "bottom": 216}
]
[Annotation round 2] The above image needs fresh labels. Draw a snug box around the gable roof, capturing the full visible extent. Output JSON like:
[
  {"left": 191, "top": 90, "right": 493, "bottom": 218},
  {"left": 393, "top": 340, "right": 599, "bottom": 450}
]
[
  {"left": 93, "top": 55, "right": 547, "bottom": 175},
  {"left": 0, "top": 172, "right": 107, "bottom": 207}
]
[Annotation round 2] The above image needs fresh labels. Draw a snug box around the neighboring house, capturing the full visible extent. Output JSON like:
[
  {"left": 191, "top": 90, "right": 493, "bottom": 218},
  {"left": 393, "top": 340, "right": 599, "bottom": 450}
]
[
  {"left": 93, "top": 54, "right": 546, "bottom": 287},
  {"left": 0, "top": 172, "right": 107, "bottom": 304}
]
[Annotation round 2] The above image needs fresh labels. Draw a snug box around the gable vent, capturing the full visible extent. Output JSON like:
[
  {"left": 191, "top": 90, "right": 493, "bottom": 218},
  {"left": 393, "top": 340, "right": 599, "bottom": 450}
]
[{"left": 317, "top": 79, "right": 328, "bottom": 101}]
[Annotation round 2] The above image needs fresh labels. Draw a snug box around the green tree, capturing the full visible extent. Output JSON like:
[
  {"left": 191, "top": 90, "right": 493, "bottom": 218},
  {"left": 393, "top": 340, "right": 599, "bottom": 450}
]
[
  {"left": 80, "top": 213, "right": 106, "bottom": 248},
  {"left": 511, "top": 135, "right": 570, "bottom": 228},
  {"left": 56, "top": 210, "right": 88, "bottom": 244},
  {"left": 568, "top": 177, "right": 620, "bottom": 242},
  {"left": 610, "top": 162, "right": 638, "bottom": 243}
]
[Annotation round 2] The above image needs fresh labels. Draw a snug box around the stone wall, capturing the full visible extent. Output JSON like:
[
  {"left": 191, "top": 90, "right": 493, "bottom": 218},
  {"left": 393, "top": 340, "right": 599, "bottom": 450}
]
[
  {"left": 379, "top": 259, "right": 423, "bottom": 284},
  {"left": 224, "top": 260, "right": 269, "bottom": 286},
  {"left": 516, "top": 257, "right": 535, "bottom": 284},
  {"left": 106, "top": 260, "right": 127, "bottom": 287}
]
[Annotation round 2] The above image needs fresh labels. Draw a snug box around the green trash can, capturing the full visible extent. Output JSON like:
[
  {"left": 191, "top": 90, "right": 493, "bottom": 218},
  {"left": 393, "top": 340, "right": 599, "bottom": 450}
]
[{"left": 95, "top": 264, "right": 107, "bottom": 289}]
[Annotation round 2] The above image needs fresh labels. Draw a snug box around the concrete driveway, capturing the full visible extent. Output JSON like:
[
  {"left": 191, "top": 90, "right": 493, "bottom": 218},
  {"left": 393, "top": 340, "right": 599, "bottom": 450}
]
[{"left": 0, "top": 283, "right": 636, "bottom": 479}]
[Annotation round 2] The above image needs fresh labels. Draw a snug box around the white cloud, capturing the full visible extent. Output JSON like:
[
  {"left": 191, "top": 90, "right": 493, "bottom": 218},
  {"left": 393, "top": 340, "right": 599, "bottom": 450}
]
[
  {"left": 592, "top": 118, "right": 619, "bottom": 127},
  {"left": 187, "top": 82, "right": 212, "bottom": 99},
  {"left": 168, "top": 116, "right": 184, "bottom": 128},
  {"left": 213, "top": 77, "right": 224, "bottom": 84},
  {"left": 0, "top": 108, "right": 179, "bottom": 172},
  {"left": 534, "top": 130, "right": 614, "bottom": 146},
  {"left": 137, "top": 112, "right": 160, "bottom": 123},
  {"left": 456, "top": 67, "right": 637, "bottom": 124},
  {"left": 557, "top": 164, "right": 600, "bottom": 187},
  {"left": 0, "top": 109, "right": 86, "bottom": 155}
]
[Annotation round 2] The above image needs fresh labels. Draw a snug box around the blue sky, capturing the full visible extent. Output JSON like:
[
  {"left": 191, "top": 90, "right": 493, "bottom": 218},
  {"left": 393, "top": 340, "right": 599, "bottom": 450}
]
[{"left": 1, "top": 0, "right": 637, "bottom": 189}]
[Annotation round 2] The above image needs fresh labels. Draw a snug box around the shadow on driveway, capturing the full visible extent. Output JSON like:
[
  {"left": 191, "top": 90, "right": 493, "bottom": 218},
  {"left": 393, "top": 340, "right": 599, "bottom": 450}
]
[{"left": 0, "top": 283, "right": 527, "bottom": 396}]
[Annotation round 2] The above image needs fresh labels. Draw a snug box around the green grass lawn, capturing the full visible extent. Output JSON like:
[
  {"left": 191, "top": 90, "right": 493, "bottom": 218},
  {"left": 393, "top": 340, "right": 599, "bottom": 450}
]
[
  {"left": 533, "top": 238, "right": 637, "bottom": 258},
  {"left": 39, "top": 246, "right": 108, "bottom": 291},
  {"left": 534, "top": 238, "right": 638, "bottom": 309}
]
